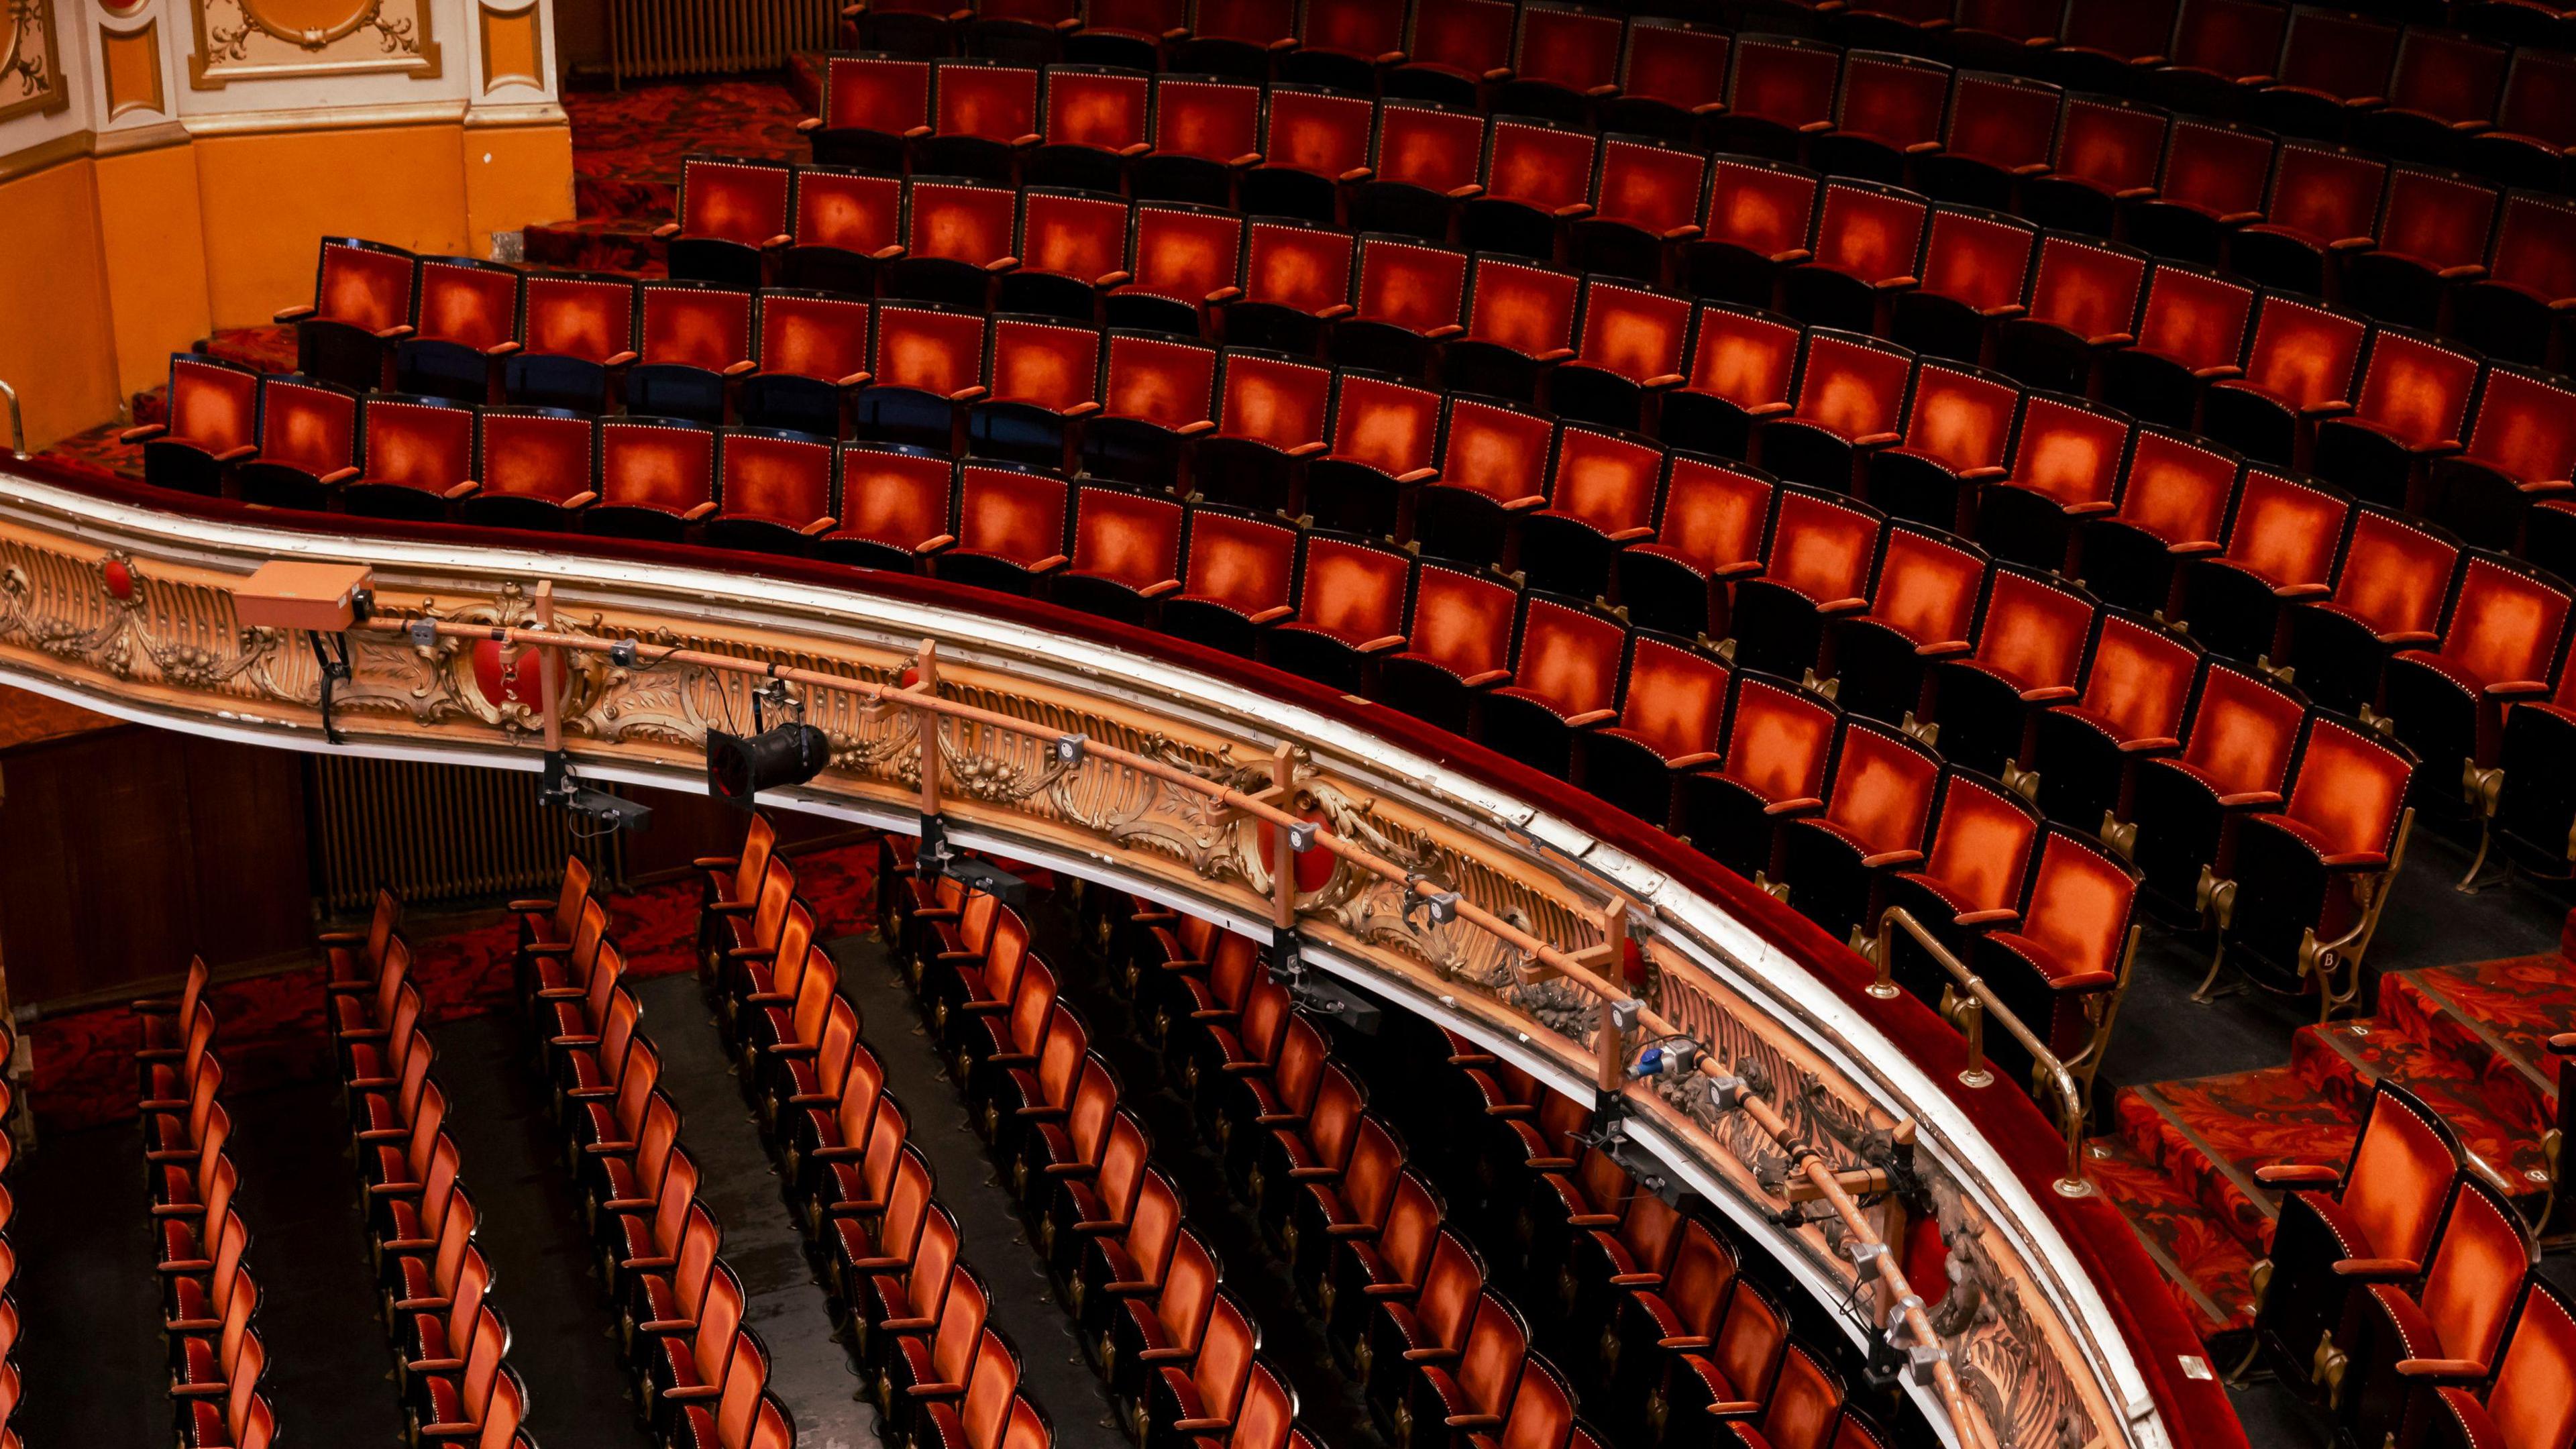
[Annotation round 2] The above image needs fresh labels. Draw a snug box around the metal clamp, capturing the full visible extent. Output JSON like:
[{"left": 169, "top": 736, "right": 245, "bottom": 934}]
[
  {"left": 408, "top": 618, "right": 438, "bottom": 649},
  {"left": 1702, "top": 1073, "right": 1750, "bottom": 1112},
  {"left": 610, "top": 639, "right": 639, "bottom": 667},
  {"left": 1053, "top": 733, "right": 1087, "bottom": 767}
]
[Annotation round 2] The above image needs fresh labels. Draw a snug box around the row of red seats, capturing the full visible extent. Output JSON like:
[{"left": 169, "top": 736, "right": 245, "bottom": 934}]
[
  {"left": 318, "top": 897, "right": 543, "bottom": 1446},
  {"left": 495, "top": 865, "right": 804, "bottom": 1449},
  {"left": 678, "top": 830, "right": 1053, "bottom": 1449},
  {"left": 131, "top": 962, "right": 270, "bottom": 1449},
  {"left": 2247, "top": 1079, "right": 2573, "bottom": 1449},
  {"left": 0, "top": 1016, "right": 15, "bottom": 1449}
]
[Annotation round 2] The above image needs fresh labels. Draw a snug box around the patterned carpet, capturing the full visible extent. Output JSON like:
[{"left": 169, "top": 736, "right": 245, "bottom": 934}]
[
  {"left": 30, "top": 838, "right": 878, "bottom": 1134},
  {"left": 526, "top": 76, "right": 816, "bottom": 270}
]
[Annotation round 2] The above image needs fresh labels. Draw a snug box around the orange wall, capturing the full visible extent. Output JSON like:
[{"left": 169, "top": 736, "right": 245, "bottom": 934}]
[
  {"left": 95, "top": 142, "right": 216, "bottom": 402},
  {"left": 465, "top": 120, "right": 577, "bottom": 262},
  {"left": 195, "top": 123, "right": 475, "bottom": 331},
  {"left": 0, "top": 160, "right": 122, "bottom": 451}
]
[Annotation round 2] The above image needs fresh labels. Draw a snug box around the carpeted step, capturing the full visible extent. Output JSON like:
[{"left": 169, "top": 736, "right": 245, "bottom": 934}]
[
  {"left": 521, "top": 217, "right": 667, "bottom": 274},
  {"left": 2086, "top": 1134, "right": 2262, "bottom": 1351},
  {"left": 2115, "top": 1070, "right": 2358, "bottom": 1257},
  {"left": 2292, "top": 1017, "right": 2555, "bottom": 1207},
  {"left": 565, "top": 78, "right": 812, "bottom": 226},
  {"left": 2384, "top": 955, "right": 2572, "bottom": 1093}
]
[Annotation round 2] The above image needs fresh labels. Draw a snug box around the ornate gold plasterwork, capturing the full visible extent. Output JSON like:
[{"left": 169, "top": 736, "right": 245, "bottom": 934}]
[
  {"left": 0, "top": 0, "right": 70, "bottom": 124},
  {"left": 189, "top": 0, "right": 440, "bottom": 89},
  {"left": 0, "top": 494, "right": 2143, "bottom": 1449}
]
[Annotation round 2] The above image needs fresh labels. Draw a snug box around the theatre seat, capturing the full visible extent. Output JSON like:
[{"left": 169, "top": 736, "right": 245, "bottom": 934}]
[
  {"left": 1065, "top": 0, "right": 1185, "bottom": 71},
  {"left": 708, "top": 429, "right": 841, "bottom": 555},
  {"left": 658, "top": 156, "right": 794, "bottom": 290},
  {"left": 1866, "top": 358, "right": 2019, "bottom": 531},
  {"left": 784, "top": 166, "right": 906, "bottom": 296},
  {"left": 1713, "top": 34, "right": 1842, "bottom": 163},
  {"left": 2310, "top": 327, "right": 2479, "bottom": 513},
  {"left": 1478, "top": 593, "right": 1627, "bottom": 780},
  {"left": 2218, "top": 711, "right": 2416, "bottom": 996},
  {"left": 1683, "top": 156, "right": 1823, "bottom": 309},
  {"left": 2346, "top": 168, "right": 2502, "bottom": 331},
  {"left": 1993, "top": 232, "right": 2149, "bottom": 396},
  {"left": 740, "top": 290, "right": 875, "bottom": 438},
  {"left": 2022, "top": 93, "right": 2169, "bottom": 239},
  {"left": 1263, "top": 534, "right": 1414, "bottom": 694},
  {"left": 2251, "top": 8, "right": 2396, "bottom": 143},
  {"left": 1000, "top": 189, "right": 1133, "bottom": 322},
  {"left": 2153, "top": 0, "right": 2288, "bottom": 117},
  {"left": 127, "top": 355, "right": 264, "bottom": 496},
  {"left": 1164, "top": 505, "right": 1299, "bottom": 657},
  {"left": 1333, "top": 236, "right": 1468, "bottom": 380},
  {"left": 1303, "top": 372, "right": 1441, "bottom": 537},
  {"left": 888, "top": 178, "right": 1024, "bottom": 309},
  {"left": 463, "top": 407, "right": 598, "bottom": 530},
  {"left": 924, "top": 59, "right": 1043, "bottom": 182},
  {"left": 398, "top": 256, "right": 523, "bottom": 403},
  {"left": 1676, "top": 670, "right": 1837, "bottom": 882},
  {"left": 233, "top": 374, "right": 360, "bottom": 511},
  {"left": 1108, "top": 204, "right": 1246, "bottom": 337},
  {"left": 1349, "top": 101, "right": 1489, "bottom": 244},
  {"left": 1578, "top": 633, "right": 1731, "bottom": 827},
  {"left": 1810, "top": 50, "right": 1951, "bottom": 188},
  {"left": 1242, "top": 86, "right": 1375, "bottom": 225},
  {"left": 1133, "top": 74, "right": 1263, "bottom": 207},
  {"left": 1080, "top": 333, "right": 1218, "bottom": 489},
  {"left": 1972, "top": 825, "right": 2139, "bottom": 1097},
  {"left": 1732, "top": 485, "right": 1883, "bottom": 677},
  {"left": 1194, "top": 350, "right": 1330, "bottom": 511},
  {"left": 1880, "top": 766, "right": 2043, "bottom": 1003},
  {"left": 1281, "top": 0, "right": 1405, "bottom": 95},
  {"left": 276, "top": 237, "right": 415, "bottom": 390},
  {"left": 1756, "top": 329, "right": 1914, "bottom": 496},
  {"left": 1662, "top": 303, "right": 1803, "bottom": 464},
  {"left": 1518, "top": 423, "right": 1663, "bottom": 600},
  {"left": 2229, "top": 141, "right": 2389, "bottom": 300},
  {"left": 2380, "top": 551, "right": 2570, "bottom": 823},
  {"left": 1389, "top": 0, "right": 1516, "bottom": 109},
  {"left": 2178, "top": 468, "right": 2352, "bottom": 664},
  {"left": 1615, "top": 455, "right": 1775, "bottom": 641},
  {"left": 1827, "top": 521, "right": 1988, "bottom": 726},
  {"left": 506, "top": 272, "right": 639, "bottom": 414},
  {"left": 2200, "top": 294, "right": 2367, "bottom": 470},
  {"left": 862, "top": 301, "right": 990, "bottom": 451},
  {"left": 936, "top": 461, "right": 1070, "bottom": 594},
  {"left": 2282, "top": 504, "right": 2461, "bottom": 716},
  {"left": 1493, "top": 0, "right": 1624, "bottom": 125},
  {"left": 2096, "top": 264, "right": 2255, "bottom": 431},
  {"left": 626, "top": 281, "right": 757, "bottom": 425},
  {"left": 1224, "top": 219, "right": 1355, "bottom": 355},
  {"left": 1916, "top": 70, "right": 2061, "bottom": 211},
  {"left": 1929, "top": 564, "right": 2100, "bottom": 776},
  {"left": 2336, "top": 1173, "right": 2533, "bottom": 1449},
  {"left": 1779, "top": 179, "right": 1930, "bottom": 335},
  {"left": 592, "top": 417, "right": 718, "bottom": 541},
  {"left": 1779, "top": 716, "right": 1942, "bottom": 943},
  {"left": 1443, "top": 256, "right": 1578, "bottom": 406},
  {"left": 2127, "top": 117, "right": 2278, "bottom": 266},
  {"left": 2420, "top": 1278, "right": 2576, "bottom": 1449},
  {"left": 2080, "top": 426, "right": 2244, "bottom": 617},
  {"left": 1572, "top": 136, "right": 1709, "bottom": 284},
  {"left": 342, "top": 394, "right": 478, "bottom": 521},
  {"left": 1552, "top": 278, "right": 1691, "bottom": 433},
  {"left": 1890, "top": 206, "right": 2038, "bottom": 367},
  {"left": 1975, "top": 393, "right": 2130, "bottom": 575},
  {"left": 2432, "top": 363, "right": 2576, "bottom": 555},
  {"left": 1411, "top": 398, "right": 1552, "bottom": 570},
  {"left": 2352, "top": 28, "right": 2509, "bottom": 168},
  {"left": 1028, "top": 65, "right": 1152, "bottom": 195},
  {"left": 805, "top": 54, "right": 934, "bottom": 173},
  {"left": 820, "top": 443, "right": 957, "bottom": 570},
  {"left": 971, "top": 316, "right": 1102, "bottom": 468},
  {"left": 2049, "top": 0, "right": 2176, "bottom": 95},
  {"left": 2027, "top": 611, "right": 2198, "bottom": 835},
  {"left": 1646, "top": 1276, "right": 1790, "bottom": 1449}
]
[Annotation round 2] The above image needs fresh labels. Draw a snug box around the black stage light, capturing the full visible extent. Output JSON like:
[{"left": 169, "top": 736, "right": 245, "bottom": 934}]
[{"left": 706, "top": 722, "right": 831, "bottom": 808}]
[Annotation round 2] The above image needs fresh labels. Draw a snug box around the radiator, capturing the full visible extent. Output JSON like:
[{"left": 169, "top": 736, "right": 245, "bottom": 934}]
[
  {"left": 605, "top": 0, "right": 837, "bottom": 85},
  {"left": 309, "top": 756, "right": 625, "bottom": 914}
]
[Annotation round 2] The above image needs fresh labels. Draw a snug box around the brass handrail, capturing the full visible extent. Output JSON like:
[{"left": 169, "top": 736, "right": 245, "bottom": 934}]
[
  {"left": 1868, "top": 906, "right": 2094, "bottom": 1199},
  {"left": 349, "top": 610, "right": 2008, "bottom": 1449}
]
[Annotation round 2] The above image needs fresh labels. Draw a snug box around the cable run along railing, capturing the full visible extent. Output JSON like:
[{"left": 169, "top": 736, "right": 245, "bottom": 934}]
[{"left": 355, "top": 603, "right": 2008, "bottom": 1449}]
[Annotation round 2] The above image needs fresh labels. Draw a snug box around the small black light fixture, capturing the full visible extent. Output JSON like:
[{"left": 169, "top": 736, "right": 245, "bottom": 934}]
[{"left": 706, "top": 722, "right": 831, "bottom": 808}]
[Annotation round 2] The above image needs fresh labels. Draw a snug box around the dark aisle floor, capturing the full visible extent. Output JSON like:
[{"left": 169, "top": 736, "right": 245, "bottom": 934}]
[
  {"left": 429, "top": 1010, "right": 659, "bottom": 1449},
  {"left": 830, "top": 934, "right": 1129, "bottom": 1449},
  {"left": 10, "top": 1116, "right": 165, "bottom": 1444},
  {"left": 631, "top": 971, "right": 880, "bottom": 1449}
]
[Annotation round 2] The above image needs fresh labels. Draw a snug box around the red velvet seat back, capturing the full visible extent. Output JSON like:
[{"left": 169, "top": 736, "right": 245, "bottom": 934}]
[
  {"left": 1298, "top": 0, "right": 1403, "bottom": 62},
  {"left": 1713, "top": 1281, "right": 1790, "bottom": 1407},
  {"left": 256, "top": 377, "right": 356, "bottom": 473},
  {"left": 1620, "top": 19, "right": 1730, "bottom": 113},
  {"left": 1593, "top": 140, "right": 1706, "bottom": 236},
  {"left": 987, "top": 318, "right": 1100, "bottom": 409},
  {"left": 1872, "top": 525, "right": 1986, "bottom": 645},
  {"left": 2025, "top": 235, "right": 2146, "bottom": 339},
  {"left": 1216, "top": 352, "right": 1331, "bottom": 448},
  {"left": 1790, "top": 331, "right": 1913, "bottom": 441},
  {"left": 1298, "top": 537, "right": 1411, "bottom": 643},
  {"left": 757, "top": 292, "right": 874, "bottom": 382},
  {"left": 2264, "top": 143, "right": 2388, "bottom": 247},
  {"left": 1242, "top": 220, "right": 1352, "bottom": 315},
  {"left": 1513, "top": 2, "right": 1623, "bottom": 95},
  {"left": 2051, "top": 95, "right": 2165, "bottom": 193},
  {"left": 2180, "top": 661, "right": 2304, "bottom": 795},
  {"left": 873, "top": 305, "right": 988, "bottom": 394},
  {"left": 1955, "top": 0, "right": 2061, "bottom": 44},
  {"left": 838, "top": 445, "right": 955, "bottom": 547},
  {"left": 1128, "top": 205, "right": 1244, "bottom": 302},
  {"left": 1152, "top": 76, "right": 1262, "bottom": 165},
  {"left": 1262, "top": 87, "right": 1374, "bottom": 181},
  {"left": 1464, "top": 258, "right": 1577, "bottom": 356},
  {"left": 933, "top": 61, "right": 1039, "bottom": 143},
  {"left": 1769, "top": 489, "right": 1880, "bottom": 604},
  {"left": 1655, "top": 458, "right": 1773, "bottom": 572},
  {"left": 1687, "top": 305, "right": 1802, "bottom": 411},
  {"left": 1899, "top": 361, "right": 2017, "bottom": 474},
  {"left": 640, "top": 284, "right": 755, "bottom": 370},
  {"left": 2332, "top": 508, "right": 2457, "bottom": 638},
  {"left": 2135, "top": 266, "right": 2254, "bottom": 374},
  {"left": 478, "top": 411, "right": 595, "bottom": 502},
  {"left": 1919, "top": 209, "right": 2036, "bottom": 315},
  {"left": 2222, "top": 469, "right": 2347, "bottom": 588},
  {"left": 1942, "top": 72, "right": 2060, "bottom": 174},
  {"left": 1823, "top": 720, "right": 1939, "bottom": 852},
  {"left": 2008, "top": 396, "right": 2129, "bottom": 508},
  {"left": 679, "top": 158, "right": 791, "bottom": 244},
  {"left": 1083, "top": 0, "right": 1187, "bottom": 40},
  {"left": 1407, "top": 0, "right": 1518, "bottom": 83},
  {"left": 1329, "top": 374, "right": 1440, "bottom": 476},
  {"left": 721, "top": 431, "right": 836, "bottom": 529},
  {"left": 1575, "top": 281, "right": 1690, "bottom": 383},
  {"left": 2240, "top": 295, "right": 2365, "bottom": 411},
  {"left": 1019, "top": 191, "right": 1130, "bottom": 283},
  {"left": 523, "top": 275, "right": 637, "bottom": 364},
  {"left": 1373, "top": 103, "right": 1487, "bottom": 195},
  {"left": 1756, "top": 1344, "right": 1845, "bottom": 1449},
  {"left": 2377, "top": 170, "right": 2499, "bottom": 277},
  {"left": 1723, "top": 675, "right": 1835, "bottom": 802},
  {"left": 908, "top": 181, "right": 1019, "bottom": 266},
  {"left": 2080, "top": 614, "right": 2198, "bottom": 745},
  {"left": 1703, "top": 157, "right": 1821, "bottom": 259},
  {"left": 1071, "top": 486, "right": 1184, "bottom": 587},
  {"left": 1813, "top": 182, "right": 1929, "bottom": 288},
  {"left": 1617, "top": 636, "right": 1730, "bottom": 760},
  {"left": 2339, "top": 1086, "right": 2463, "bottom": 1263},
  {"left": 1727, "top": 34, "right": 1841, "bottom": 133},
  {"left": 2274, "top": 9, "right": 2396, "bottom": 101},
  {"left": 1352, "top": 239, "right": 1466, "bottom": 334},
  {"left": 2385, "top": 30, "right": 2506, "bottom": 124},
  {"left": 1185, "top": 508, "right": 1299, "bottom": 611},
  {"left": 415, "top": 260, "right": 519, "bottom": 351},
  {"left": 2349, "top": 331, "right": 2476, "bottom": 451},
  {"left": 2115, "top": 429, "right": 2239, "bottom": 545},
  {"left": 1835, "top": 52, "right": 1951, "bottom": 152},
  {"left": 826, "top": 55, "right": 932, "bottom": 134},
  {"left": 2463, "top": 366, "right": 2576, "bottom": 482},
  {"left": 2155, "top": 119, "right": 2275, "bottom": 222},
  {"left": 2060, "top": 0, "right": 2176, "bottom": 65},
  {"left": 1407, "top": 564, "right": 1518, "bottom": 678},
  {"left": 2284, "top": 714, "right": 2415, "bottom": 859},
  {"left": 358, "top": 397, "right": 474, "bottom": 494},
  {"left": 2487, "top": 193, "right": 2576, "bottom": 305},
  {"left": 1923, "top": 771, "right": 2039, "bottom": 909},
  {"left": 600, "top": 419, "right": 716, "bottom": 513},
  {"left": 1102, "top": 334, "right": 1216, "bottom": 427},
  {"left": 1548, "top": 426, "right": 1661, "bottom": 534},
  {"left": 1438, "top": 397, "right": 1553, "bottom": 504},
  {"left": 313, "top": 240, "right": 415, "bottom": 330},
  {"left": 2440, "top": 555, "right": 2571, "bottom": 688},
  {"left": 2167, "top": 0, "right": 2286, "bottom": 80},
  {"left": 1972, "top": 568, "right": 2093, "bottom": 692},
  {"left": 1481, "top": 119, "right": 1597, "bottom": 213},
  {"left": 2480, "top": 1283, "right": 2576, "bottom": 1449},
  {"left": 1043, "top": 66, "right": 1149, "bottom": 152},
  {"left": 1510, "top": 596, "right": 1623, "bottom": 715},
  {"left": 955, "top": 464, "right": 1069, "bottom": 563},
  {"left": 2496, "top": 50, "right": 2576, "bottom": 149},
  {"left": 2016, "top": 830, "right": 2135, "bottom": 979},
  {"left": 792, "top": 168, "right": 904, "bottom": 254}
]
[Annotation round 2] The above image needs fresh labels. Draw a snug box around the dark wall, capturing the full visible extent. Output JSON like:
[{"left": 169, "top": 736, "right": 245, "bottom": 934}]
[{"left": 0, "top": 727, "right": 314, "bottom": 1006}]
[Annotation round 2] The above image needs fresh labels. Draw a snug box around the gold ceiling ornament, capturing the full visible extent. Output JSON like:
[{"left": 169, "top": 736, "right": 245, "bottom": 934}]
[
  {"left": 0, "top": 0, "right": 68, "bottom": 124},
  {"left": 189, "top": 0, "right": 439, "bottom": 89}
]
